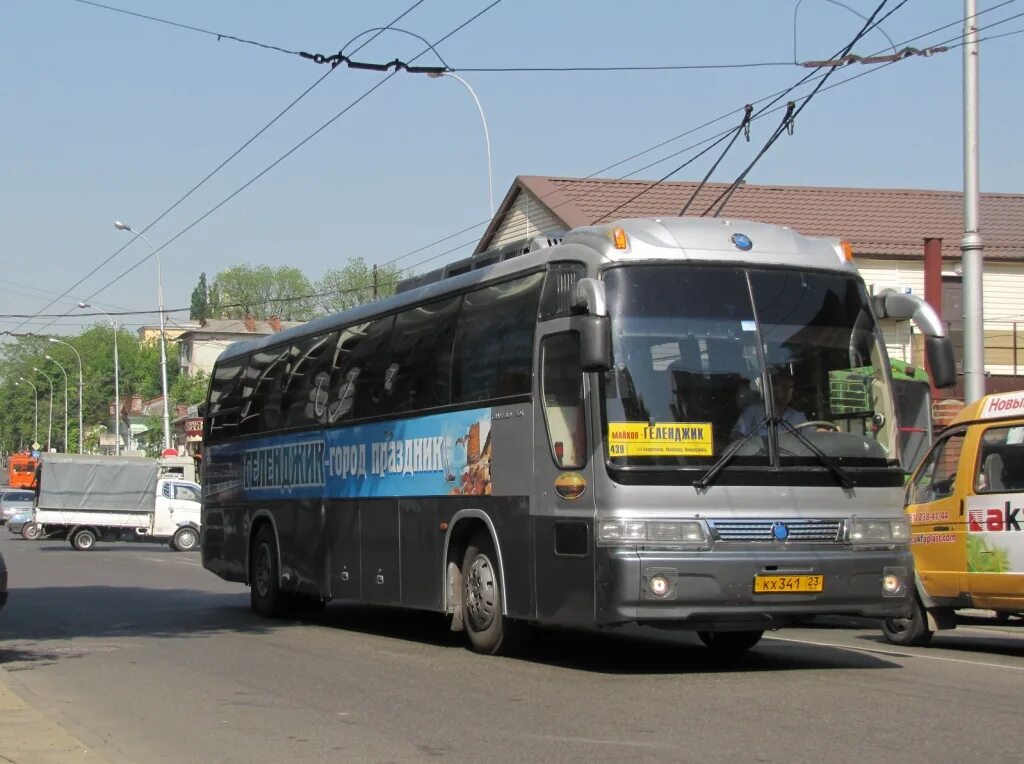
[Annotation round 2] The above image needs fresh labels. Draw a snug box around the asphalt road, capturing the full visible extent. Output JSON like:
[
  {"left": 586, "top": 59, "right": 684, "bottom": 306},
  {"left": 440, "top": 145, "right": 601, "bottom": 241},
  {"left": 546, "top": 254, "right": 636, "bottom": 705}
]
[{"left": 1, "top": 532, "right": 1022, "bottom": 764}]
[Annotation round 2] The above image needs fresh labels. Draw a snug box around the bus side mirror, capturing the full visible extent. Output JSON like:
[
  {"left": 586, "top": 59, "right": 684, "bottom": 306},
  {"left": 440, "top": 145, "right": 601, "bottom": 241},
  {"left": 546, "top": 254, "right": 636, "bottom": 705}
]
[
  {"left": 926, "top": 336, "right": 956, "bottom": 389},
  {"left": 577, "top": 315, "right": 611, "bottom": 372},
  {"left": 872, "top": 289, "right": 957, "bottom": 389}
]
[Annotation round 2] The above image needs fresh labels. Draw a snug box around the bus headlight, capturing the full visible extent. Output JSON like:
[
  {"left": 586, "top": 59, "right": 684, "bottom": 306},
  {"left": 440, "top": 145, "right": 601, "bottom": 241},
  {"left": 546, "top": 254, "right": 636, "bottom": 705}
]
[
  {"left": 848, "top": 517, "right": 910, "bottom": 548},
  {"left": 597, "top": 519, "right": 709, "bottom": 549}
]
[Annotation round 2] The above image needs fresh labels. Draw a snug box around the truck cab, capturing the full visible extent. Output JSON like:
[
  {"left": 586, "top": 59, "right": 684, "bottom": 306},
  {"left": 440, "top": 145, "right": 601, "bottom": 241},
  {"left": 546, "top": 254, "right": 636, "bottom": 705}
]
[
  {"left": 882, "top": 390, "right": 1024, "bottom": 644},
  {"left": 153, "top": 478, "right": 202, "bottom": 549}
]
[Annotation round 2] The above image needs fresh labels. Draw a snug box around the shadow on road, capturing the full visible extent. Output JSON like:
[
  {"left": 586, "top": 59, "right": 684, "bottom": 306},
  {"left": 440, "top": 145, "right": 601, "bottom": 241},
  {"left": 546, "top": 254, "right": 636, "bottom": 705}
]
[
  {"left": 0, "top": 585, "right": 262, "bottom": 668},
  {"left": 853, "top": 631, "right": 1024, "bottom": 658},
  {"left": 307, "top": 604, "right": 901, "bottom": 674}
]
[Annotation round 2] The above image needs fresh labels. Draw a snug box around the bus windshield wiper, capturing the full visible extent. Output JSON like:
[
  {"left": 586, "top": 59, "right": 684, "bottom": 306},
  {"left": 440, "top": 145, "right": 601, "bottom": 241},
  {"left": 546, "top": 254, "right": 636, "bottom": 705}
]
[
  {"left": 776, "top": 419, "right": 856, "bottom": 490},
  {"left": 693, "top": 415, "right": 770, "bottom": 493}
]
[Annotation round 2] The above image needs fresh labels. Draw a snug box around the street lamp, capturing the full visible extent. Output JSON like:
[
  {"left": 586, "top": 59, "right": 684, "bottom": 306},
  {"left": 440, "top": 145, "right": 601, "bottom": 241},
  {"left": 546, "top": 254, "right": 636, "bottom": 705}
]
[
  {"left": 33, "top": 367, "right": 54, "bottom": 452},
  {"left": 79, "top": 302, "right": 121, "bottom": 455},
  {"left": 48, "top": 338, "right": 83, "bottom": 453},
  {"left": 46, "top": 355, "right": 69, "bottom": 453},
  {"left": 15, "top": 378, "right": 39, "bottom": 444},
  {"left": 115, "top": 220, "right": 172, "bottom": 451},
  {"left": 425, "top": 72, "right": 494, "bottom": 218}
]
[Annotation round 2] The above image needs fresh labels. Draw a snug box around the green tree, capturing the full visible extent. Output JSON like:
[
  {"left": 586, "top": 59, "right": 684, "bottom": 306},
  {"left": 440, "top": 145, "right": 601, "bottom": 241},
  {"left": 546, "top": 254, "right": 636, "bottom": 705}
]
[
  {"left": 211, "top": 265, "right": 314, "bottom": 320},
  {"left": 171, "top": 369, "right": 209, "bottom": 407},
  {"left": 190, "top": 272, "right": 211, "bottom": 322},
  {"left": 313, "top": 258, "right": 402, "bottom": 317}
]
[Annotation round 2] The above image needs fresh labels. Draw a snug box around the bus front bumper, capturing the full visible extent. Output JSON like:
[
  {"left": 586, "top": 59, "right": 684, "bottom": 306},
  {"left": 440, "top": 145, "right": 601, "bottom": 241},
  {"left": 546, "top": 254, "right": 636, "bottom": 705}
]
[{"left": 596, "top": 547, "right": 914, "bottom": 629}]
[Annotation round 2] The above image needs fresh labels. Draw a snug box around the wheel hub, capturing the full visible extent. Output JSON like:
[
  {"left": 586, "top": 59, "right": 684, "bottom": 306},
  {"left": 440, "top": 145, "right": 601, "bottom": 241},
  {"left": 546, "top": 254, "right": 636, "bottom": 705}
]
[
  {"left": 465, "top": 554, "right": 496, "bottom": 630},
  {"left": 255, "top": 544, "right": 272, "bottom": 597}
]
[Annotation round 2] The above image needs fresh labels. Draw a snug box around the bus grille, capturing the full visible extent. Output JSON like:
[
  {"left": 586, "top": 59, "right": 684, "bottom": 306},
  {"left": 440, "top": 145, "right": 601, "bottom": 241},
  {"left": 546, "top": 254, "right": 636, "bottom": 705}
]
[{"left": 709, "top": 519, "right": 843, "bottom": 543}]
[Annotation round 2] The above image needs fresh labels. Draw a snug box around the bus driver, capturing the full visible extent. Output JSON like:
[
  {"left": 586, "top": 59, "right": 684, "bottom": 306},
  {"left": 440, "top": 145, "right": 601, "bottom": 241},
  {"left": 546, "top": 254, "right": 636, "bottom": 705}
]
[{"left": 732, "top": 369, "right": 807, "bottom": 438}]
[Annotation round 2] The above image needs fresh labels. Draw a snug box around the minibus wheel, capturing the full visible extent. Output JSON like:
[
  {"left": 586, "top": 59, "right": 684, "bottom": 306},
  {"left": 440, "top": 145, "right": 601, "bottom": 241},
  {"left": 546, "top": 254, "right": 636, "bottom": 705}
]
[
  {"left": 881, "top": 594, "right": 933, "bottom": 646},
  {"left": 462, "top": 532, "right": 521, "bottom": 655}
]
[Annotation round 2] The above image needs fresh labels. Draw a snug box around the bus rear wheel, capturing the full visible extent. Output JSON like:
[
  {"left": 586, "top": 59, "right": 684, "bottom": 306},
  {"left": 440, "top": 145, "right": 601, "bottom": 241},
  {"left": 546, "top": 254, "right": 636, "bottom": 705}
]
[
  {"left": 250, "top": 526, "right": 283, "bottom": 617},
  {"left": 462, "top": 532, "right": 521, "bottom": 655}
]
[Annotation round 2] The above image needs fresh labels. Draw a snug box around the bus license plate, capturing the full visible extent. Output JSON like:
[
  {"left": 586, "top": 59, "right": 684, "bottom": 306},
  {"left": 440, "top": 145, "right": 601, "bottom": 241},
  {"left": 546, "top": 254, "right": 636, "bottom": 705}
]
[{"left": 753, "top": 574, "right": 824, "bottom": 593}]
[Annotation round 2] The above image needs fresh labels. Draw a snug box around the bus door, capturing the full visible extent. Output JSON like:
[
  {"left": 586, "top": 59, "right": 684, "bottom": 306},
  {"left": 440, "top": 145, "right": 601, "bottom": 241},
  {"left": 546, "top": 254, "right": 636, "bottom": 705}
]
[
  {"left": 906, "top": 427, "right": 968, "bottom": 599},
  {"left": 531, "top": 328, "right": 597, "bottom": 624}
]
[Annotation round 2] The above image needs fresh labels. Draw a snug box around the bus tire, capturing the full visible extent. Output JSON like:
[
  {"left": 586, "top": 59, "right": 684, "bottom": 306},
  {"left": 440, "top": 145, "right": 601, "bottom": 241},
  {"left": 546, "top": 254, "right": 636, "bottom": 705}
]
[
  {"left": 71, "top": 528, "right": 97, "bottom": 551},
  {"left": 697, "top": 630, "right": 764, "bottom": 652},
  {"left": 881, "top": 593, "right": 933, "bottom": 646},
  {"left": 171, "top": 526, "right": 199, "bottom": 552},
  {"left": 250, "top": 526, "right": 283, "bottom": 618},
  {"left": 22, "top": 523, "right": 41, "bottom": 541},
  {"left": 462, "top": 532, "right": 520, "bottom": 655}
]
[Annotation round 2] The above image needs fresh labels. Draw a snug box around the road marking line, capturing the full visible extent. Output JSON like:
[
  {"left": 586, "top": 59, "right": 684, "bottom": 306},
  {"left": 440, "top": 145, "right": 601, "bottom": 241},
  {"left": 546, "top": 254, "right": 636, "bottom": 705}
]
[
  {"left": 139, "top": 556, "right": 167, "bottom": 563},
  {"left": 531, "top": 735, "right": 667, "bottom": 750},
  {"left": 766, "top": 635, "right": 1024, "bottom": 671}
]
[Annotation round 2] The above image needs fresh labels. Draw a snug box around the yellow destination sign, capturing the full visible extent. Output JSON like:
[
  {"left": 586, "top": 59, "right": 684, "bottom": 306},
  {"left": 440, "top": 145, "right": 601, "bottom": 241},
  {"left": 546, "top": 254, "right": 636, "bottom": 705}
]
[{"left": 607, "top": 422, "right": 713, "bottom": 457}]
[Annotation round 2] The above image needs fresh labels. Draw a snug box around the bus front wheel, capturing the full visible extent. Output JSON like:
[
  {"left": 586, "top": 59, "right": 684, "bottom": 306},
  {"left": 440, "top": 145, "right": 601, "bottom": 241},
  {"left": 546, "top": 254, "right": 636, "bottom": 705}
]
[
  {"left": 250, "top": 526, "right": 283, "bottom": 617},
  {"left": 462, "top": 532, "right": 521, "bottom": 655}
]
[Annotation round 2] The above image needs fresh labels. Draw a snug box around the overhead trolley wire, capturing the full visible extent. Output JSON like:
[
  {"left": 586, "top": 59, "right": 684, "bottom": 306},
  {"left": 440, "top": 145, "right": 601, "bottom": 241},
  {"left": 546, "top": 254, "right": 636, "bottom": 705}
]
[
  {"left": 20, "top": 0, "right": 428, "bottom": 333},
  {"left": 67, "top": 1, "right": 504, "bottom": 314},
  {"left": 378, "top": 2, "right": 1016, "bottom": 277}
]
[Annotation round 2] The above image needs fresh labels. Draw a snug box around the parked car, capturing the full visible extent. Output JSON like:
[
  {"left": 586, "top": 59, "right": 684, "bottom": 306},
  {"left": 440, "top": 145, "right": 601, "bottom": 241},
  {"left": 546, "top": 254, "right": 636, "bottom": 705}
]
[
  {"left": 0, "top": 489, "right": 35, "bottom": 524},
  {"left": 7, "top": 508, "right": 40, "bottom": 540}
]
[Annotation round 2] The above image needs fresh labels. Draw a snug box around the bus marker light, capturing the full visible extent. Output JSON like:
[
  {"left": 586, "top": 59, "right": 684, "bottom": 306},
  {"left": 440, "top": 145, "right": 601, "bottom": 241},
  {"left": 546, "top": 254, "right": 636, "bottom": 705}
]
[
  {"left": 554, "top": 472, "right": 586, "bottom": 500},
  {"left": 439, "top": 522, "right": 448, "bottom": 531},
  {"left": 611, "top": 227, "right": 629, "bottom": 250},
  {"left": 841, "top": 240, "right": 854, "bottom": 261}
]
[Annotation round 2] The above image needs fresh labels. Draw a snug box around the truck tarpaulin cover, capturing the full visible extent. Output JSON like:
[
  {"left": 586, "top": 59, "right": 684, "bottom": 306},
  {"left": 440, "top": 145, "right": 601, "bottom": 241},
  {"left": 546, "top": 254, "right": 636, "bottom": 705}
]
[{"left": 38, "top": 454, "right": 159, "bottom": 512}]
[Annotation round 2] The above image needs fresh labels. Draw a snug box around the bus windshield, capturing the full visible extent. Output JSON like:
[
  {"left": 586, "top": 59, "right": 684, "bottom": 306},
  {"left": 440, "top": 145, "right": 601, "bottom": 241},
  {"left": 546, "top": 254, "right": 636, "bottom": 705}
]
[{"left": 602, "top": 264, "right": 898, "bottom": 474}]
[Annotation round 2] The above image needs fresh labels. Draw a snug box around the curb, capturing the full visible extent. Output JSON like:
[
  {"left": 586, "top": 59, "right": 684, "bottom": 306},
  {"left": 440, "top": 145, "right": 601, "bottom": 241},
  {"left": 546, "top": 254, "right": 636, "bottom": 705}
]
[{"left": 0, "top": 666, "right": 105, "bottom": 763}]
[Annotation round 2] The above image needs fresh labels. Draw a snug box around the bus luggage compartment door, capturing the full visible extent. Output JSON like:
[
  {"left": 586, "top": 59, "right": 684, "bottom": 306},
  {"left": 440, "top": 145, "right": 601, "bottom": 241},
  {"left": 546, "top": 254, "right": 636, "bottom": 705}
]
[{"left": 360, "top": 499, "right": 401, "bottom": 604}]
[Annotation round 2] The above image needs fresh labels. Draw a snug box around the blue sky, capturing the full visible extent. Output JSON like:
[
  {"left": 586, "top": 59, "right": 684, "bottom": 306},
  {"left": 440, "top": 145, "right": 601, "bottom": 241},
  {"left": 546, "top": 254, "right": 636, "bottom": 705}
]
[{"left": 1, "top": 0, "right": 1021, "bottom": 336}]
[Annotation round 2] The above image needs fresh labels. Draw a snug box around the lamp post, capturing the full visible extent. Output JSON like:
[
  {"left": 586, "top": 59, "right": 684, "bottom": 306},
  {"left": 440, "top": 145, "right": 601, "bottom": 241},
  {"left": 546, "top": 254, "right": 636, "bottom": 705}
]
[
  {"left": 79, "top": 303, "right": 121, "bottom": 455},
  {"left": 48, "top": 338, "right": 83, "bottom": 453},
  {"left": 115, "top": 220, "right": 172, "bottom": 451},
  {"left": 33, "top": 368, "right": 54, "bottom": 452},
  {"left": 46, "top": 356, "right": 69, "bottom": 453},
  {"left": 15, "top": 378, "right": 38, "bottom": 444},
  {"left": 425, "top": 72, "right": 494, "bottom": 218}
]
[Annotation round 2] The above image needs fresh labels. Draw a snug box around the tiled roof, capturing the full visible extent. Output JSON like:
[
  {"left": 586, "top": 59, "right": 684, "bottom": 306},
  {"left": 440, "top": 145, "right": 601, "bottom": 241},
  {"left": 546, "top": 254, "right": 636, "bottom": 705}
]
[
  {"left": 493, "top": 176, "right": 1024, "bottom": 260},
  {"left": 178, "top": 318, "right": 304, "bottom": 337}
]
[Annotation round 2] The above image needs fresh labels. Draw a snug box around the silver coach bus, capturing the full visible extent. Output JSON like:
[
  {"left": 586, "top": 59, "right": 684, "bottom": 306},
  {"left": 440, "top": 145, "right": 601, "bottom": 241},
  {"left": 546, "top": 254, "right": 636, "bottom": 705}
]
[{"left": 200, "top": 216, "right": 955, "bottom": 655}]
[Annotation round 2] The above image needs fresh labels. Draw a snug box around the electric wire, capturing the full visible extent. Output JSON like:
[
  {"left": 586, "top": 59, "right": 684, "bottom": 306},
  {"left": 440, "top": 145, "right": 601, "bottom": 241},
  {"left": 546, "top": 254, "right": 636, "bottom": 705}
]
[
  {"left": 385, "top": 5, "right": 1016, "bottom": 275},
  {"left": 67, "top": 1, "right": 504, "bottom": 314},
  {"left": 25, "top": 1, "right": 1016, "bottom": 330},
  {"left": 18, "top": 0, "right": 430, "bottom": 335}
]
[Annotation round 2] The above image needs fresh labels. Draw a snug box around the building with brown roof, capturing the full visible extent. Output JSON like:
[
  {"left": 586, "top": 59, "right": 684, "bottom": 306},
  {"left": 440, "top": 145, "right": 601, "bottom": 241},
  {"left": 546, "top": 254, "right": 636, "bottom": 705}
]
[
  {"left": 177, "top": 314, "right": 304, "bottom": 379},
  {"left": 478, "top": 176, "right": 1024, "bottom": 389}
]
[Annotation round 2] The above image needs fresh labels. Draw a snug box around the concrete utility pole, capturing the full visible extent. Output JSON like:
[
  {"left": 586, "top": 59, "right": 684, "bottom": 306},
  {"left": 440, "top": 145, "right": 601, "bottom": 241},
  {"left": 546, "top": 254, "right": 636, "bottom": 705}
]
[{"left": 961, "top": 0, "right": 985, "bottom": 403}]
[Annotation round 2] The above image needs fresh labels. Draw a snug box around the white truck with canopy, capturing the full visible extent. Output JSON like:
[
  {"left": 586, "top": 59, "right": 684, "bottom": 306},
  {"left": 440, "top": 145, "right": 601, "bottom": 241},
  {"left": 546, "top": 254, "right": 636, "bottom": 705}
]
[{"left": 31, "top": 454, "right": 202, "bottom": 552}]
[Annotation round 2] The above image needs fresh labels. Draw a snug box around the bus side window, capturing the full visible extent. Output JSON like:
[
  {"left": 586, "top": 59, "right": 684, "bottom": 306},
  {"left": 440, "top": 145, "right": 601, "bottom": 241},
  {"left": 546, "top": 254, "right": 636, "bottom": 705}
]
[
  {"left": 329, "top": 316, "right": 395, "bottom": 422},
  {"left": 206, "top": 360, "right": 245, "bottom": 443},
  {"left": 540, "top": 333, "right": 587, "bottom": 469},
  {"left": 386, "top": 296, "right": 461, "bottom": 413},
  {"left": 451, "top": 272, "right": 544, "bottom": 404}
]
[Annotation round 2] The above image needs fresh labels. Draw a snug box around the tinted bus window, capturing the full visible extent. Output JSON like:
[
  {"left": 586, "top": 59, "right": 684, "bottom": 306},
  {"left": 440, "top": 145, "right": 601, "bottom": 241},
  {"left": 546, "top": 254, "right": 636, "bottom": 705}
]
[
  {"left": 386, "top": 296, "right": 461, "bottom": 413},
  {"left": 237, "top": 348, "right": 291, "bottom": 436},
  {"left": 206, "top": 360, "right": 245, "bottom": 443},
  {"left": 279, "top": 332, "right": 339, "bottom": 429},
  {"left": 325, "top": 315, "right": 395, "bottom": 422},
  {"left": 452, "top": 272, "right": 544, "bottom": 403}
]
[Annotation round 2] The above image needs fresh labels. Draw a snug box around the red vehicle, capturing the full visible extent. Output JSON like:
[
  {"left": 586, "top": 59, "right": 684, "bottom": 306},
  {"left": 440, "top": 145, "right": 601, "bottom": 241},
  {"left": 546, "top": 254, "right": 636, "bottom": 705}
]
[{"left": 8, "top": 453, "right": 39, "bottom": 489}]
